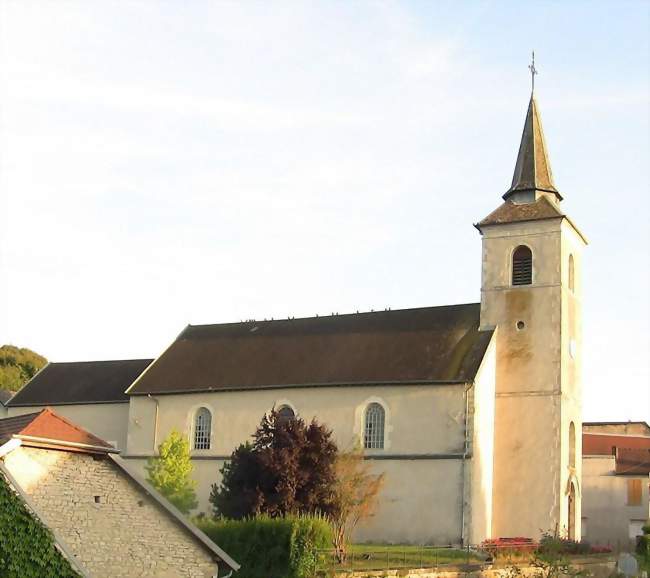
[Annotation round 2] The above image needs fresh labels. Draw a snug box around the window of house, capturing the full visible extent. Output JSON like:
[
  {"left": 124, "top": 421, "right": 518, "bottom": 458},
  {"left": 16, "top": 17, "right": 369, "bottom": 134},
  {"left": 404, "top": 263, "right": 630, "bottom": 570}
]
[
  {"left": 512, "top": 246, "right": 533, "bottom": 286},
  {"left": 364, "top": 403, "right": 385, "bottom": 450},
  {"left": 627, "top": 479, "right": 642, "bottom": 506},
  {"left": 194, "top": 407, "right": 212, "bottom": 450},
  {"left": 568, "top": 254, "right": 575, "bottom": 292},
  {"left": 277, "top": 405, "right": 296, "bottom": 424}
]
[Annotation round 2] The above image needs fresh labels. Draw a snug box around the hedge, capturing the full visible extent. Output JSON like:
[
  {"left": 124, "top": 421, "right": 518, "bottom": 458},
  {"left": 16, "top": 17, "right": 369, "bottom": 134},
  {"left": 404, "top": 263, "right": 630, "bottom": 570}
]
[
  {"left": 0, "top": 474, "right": 80, "bottom": 578},
  {"left": 196, "top": 514, "right": 332, "bottom": 578}
]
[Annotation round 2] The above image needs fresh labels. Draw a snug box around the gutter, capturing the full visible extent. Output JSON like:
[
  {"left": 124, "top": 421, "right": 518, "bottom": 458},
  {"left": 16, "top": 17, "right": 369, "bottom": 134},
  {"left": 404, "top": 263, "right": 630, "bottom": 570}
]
[
  {"left": 460, "top": 381, "right": 473, "bottom": 546},
  {"left": 147, "top": 394, "right": 160, "bottom": 453},
  {"left": 13, "top": 435, "right": 119, "bottom": 454}
]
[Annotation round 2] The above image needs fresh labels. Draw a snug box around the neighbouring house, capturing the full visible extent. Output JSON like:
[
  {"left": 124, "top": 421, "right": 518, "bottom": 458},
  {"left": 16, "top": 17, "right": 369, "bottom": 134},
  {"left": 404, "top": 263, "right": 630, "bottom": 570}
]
[
  {"left": 581, "top": 421, "right": 650, "bottom": 549},
  {"left": 0, "top": 390, "right": 13, "bottom": 417},
  {"left": 4, "top": 359, "right": 152, "bottom": 451},
  {"left": 0, "top": 408, "right": 239, "bottom": 578},
  {"left": 12, "top": 91, "right": 586, "bottom": 545}
]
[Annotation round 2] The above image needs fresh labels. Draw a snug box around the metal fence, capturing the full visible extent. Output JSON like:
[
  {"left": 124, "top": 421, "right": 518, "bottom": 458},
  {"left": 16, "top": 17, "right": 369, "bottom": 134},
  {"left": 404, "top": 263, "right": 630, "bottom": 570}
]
[
  {"left": 315, "top": 544, "right": 487, "bottom": 574},
  {"left": 315, "top": 541, "right": 617, "bottom": 575}
]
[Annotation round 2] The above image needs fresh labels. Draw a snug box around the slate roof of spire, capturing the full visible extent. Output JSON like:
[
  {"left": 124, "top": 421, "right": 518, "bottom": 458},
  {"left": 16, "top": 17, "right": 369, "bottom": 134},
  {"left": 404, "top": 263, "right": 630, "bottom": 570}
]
[
  {"left": 503, "top": 95, "right": 562, "bottom": 201},
  {"left": 127, "top": 304, "right": 494, "bottom": 396}
]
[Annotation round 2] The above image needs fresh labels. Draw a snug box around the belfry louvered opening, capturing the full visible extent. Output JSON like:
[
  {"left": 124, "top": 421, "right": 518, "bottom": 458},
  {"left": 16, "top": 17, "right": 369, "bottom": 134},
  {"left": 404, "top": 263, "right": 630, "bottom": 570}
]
[{"left": 512, "top": 246, "right": 533, "bottom": 286}]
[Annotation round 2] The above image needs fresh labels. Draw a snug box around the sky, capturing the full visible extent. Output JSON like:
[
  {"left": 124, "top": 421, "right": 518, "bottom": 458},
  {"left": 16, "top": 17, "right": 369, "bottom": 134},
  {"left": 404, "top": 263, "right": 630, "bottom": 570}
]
[{"left": 0, "top": 1, "right": 648, "bottom": 422}]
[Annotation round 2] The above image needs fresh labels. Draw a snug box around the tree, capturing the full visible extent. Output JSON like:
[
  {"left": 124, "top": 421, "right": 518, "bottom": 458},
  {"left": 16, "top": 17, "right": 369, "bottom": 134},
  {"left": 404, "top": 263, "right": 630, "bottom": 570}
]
[
  {"left": 210, "top": 410, "right": 338, "bottom": 519},
  {"left": 329, "top": 447, "right": 384, "bottom": 563},
  {"left": 145, "top": 429, "right": 198, "bottom": 515},
  {"left": 0, "top": 345, "right": 47, "bottom": 392}
]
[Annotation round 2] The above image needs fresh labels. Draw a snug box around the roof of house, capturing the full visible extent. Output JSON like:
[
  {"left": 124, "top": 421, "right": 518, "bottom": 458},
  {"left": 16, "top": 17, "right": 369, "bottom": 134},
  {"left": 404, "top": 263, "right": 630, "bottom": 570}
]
[
  {"left": 0, "top": 408, "right": 115, "bottom": 453},
  {"left": 128, "top": 303, "right": 494, "bottom": 396},
  {"left": 0, "top": 390, "right": 13, "bottom": 406},
  {"left": 583, "top": 432, "right": 650, "bottom": 456},
  {"left": 7, "top": 359, "right": 153, "bottom": 407},
  {"left": 615, "top": 448, "right": 650, "bottom": 475}
]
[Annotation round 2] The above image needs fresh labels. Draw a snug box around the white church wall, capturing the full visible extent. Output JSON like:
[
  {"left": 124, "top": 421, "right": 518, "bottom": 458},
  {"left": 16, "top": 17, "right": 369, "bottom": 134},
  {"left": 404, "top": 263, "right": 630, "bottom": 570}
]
[
  {"left": 468, "top": 331, "right": 497, "bottom": 544},
  {"left": 124, "top": 383, "right": 470, "bottom": 544},
  {"left": 6, "top": 403, "right": 129, "bottom": 451}
]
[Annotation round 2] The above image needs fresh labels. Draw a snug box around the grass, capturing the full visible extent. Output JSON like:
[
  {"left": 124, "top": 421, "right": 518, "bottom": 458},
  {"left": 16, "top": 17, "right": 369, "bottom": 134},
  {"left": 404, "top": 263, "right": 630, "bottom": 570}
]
[{"left": 317, "top": 544, "right": 482, "bottom": 572}]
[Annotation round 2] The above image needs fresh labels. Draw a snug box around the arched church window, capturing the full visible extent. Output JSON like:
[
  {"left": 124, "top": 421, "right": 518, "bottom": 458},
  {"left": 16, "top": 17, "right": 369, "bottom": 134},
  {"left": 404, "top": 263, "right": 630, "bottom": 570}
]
[
  {"left": 194, "top": 407, "right": 212, "bottom": 450},
  {"left": 568, "top": 254, "right": 575, "bottom": 292},
  {"left": 569, "top": 421, "right": 576, "bottom": 469},
  {"left": 512, "top": 246, "right": 533, "bottom": 286},
  {"left": 277, "top": 405, "right": 296, "bottom": 424},
  {"left": 364, "top": 403, "right": 385, "bottom": 450}
]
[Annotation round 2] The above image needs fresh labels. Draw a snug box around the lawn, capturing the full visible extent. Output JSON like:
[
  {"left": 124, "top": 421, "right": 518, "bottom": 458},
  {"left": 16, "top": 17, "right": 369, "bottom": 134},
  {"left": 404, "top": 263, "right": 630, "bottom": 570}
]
[{"left": 317, "top": 544, "right": 482, "bottom": 573}]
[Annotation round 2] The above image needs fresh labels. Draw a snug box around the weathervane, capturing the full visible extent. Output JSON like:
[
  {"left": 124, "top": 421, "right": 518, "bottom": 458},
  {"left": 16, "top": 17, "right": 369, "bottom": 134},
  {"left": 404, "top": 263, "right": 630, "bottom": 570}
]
[{"left": 528, "top": 51, "right": 538, "bottom": 93}]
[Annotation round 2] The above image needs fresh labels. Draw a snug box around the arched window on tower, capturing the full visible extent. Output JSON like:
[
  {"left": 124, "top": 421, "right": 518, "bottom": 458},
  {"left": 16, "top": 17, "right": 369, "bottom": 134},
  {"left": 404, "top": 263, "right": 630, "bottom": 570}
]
[
  {"left": 277, "top": 405, "right": 296, "bottom": 424},
  {"left": 364, "top": 403, "right": 385, "bottom": 450},
  {"left": 512, "top": 245, "right": 533, "bottom": 286},
  {"left": 568, "top": 254, "right": 575, "bottom": 292},
  {"left": 194, "top": 407, "right": 212, "bottom": 450},
  {"left": 569, "top": 421, "right": 576, "bottom": 469}
]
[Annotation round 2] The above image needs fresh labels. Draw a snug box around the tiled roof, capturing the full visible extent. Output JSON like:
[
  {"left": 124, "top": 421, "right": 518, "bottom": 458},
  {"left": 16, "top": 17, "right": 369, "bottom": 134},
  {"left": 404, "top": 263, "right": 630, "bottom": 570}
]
[
  {"left": 615, "top": 448, "right": 650, "bottom": 475},
  {"left": 0, "top": 412, "right": 41, "bottom": 443},
  {"left": 503, "top": 95, "right": 561, "bottom": 201},
  {"left": 8, "top": 359, "right": 152, "bottom": 406},
  {"left": 128, "top": 303, "right": 494, "bottom": 395},
  {"left": 583, "top": 432, "right": 650, "bottom": 456},
  {"left": 0, "top": 408, "right": 115, "bottom": 453},
  {"left": 476, "top": 196, "right": 564, "bottom": 228}
]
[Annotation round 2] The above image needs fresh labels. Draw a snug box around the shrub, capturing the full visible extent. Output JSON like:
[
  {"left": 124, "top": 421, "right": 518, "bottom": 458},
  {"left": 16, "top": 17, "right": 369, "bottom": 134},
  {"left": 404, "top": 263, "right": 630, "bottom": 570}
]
[
  {"left": 210, "top": 410, "right": 338, "bottom": 519},
  {"left": 196, "top": 514, "right": 332, "bottom": 578},
  {"left": 636, "top": 524, "right": 650, "bottom": 560},
  {"left": 480, "top": 537, "right": 538, "bottom": 558}
]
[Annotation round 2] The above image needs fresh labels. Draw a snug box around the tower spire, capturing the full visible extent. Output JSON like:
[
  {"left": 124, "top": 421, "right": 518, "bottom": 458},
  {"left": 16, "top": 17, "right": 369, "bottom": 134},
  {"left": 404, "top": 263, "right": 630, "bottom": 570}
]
[{"left": 503, "top": 88, "right": 562, "bottom": 202}]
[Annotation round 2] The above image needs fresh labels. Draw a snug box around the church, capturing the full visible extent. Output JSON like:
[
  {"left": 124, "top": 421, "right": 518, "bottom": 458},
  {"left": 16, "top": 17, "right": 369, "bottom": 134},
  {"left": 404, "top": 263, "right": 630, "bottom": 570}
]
[{"left": 4, "top": 91, "right": 586, "bottom": 545}]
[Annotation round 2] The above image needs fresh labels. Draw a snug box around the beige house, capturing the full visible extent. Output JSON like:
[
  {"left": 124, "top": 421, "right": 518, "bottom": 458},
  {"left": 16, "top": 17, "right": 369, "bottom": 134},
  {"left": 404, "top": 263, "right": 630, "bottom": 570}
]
[
  {"left": 582, "top": 422, "right": 650, "bottom": 549},
  {"left": 13, "top": 92, "right": 586, "bottom": 545},
  {"left": 5, "top": 359, "right": 152, "bottom": 451},
  {"left": 0, "top": 408, "right": 239, "bottom": 578}
]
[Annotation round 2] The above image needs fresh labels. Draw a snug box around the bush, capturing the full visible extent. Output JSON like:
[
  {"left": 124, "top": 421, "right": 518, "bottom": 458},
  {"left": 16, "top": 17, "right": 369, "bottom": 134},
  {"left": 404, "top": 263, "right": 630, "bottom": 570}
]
[
  {"left": 636, "top": 524, "right": 650, "bottom": 560},
  {"left": 196, "top": 514, "right": 332, "bottom": 578}
]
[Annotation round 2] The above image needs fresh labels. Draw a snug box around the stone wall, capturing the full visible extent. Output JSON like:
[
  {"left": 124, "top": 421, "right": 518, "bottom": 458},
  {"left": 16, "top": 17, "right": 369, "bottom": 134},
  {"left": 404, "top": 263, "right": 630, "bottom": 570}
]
[{"left": 3, "top": 446, "right": 219, "bottom": 578}]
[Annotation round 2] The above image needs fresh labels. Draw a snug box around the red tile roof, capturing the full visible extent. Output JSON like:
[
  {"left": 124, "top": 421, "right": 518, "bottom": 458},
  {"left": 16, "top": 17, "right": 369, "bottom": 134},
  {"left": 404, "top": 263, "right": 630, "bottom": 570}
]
[
  {"left": 0, "top": 408, "right": 115, "bottom": 453},
  {"left": 582, "top": 433, "right": 650, "bottom": 456}
]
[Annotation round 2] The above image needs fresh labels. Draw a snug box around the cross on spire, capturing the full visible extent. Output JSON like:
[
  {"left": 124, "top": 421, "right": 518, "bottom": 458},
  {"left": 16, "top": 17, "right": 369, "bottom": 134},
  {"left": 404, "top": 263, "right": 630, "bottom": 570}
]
[{"left": 528, "top": 51, "right": 538, "bottom": 93}]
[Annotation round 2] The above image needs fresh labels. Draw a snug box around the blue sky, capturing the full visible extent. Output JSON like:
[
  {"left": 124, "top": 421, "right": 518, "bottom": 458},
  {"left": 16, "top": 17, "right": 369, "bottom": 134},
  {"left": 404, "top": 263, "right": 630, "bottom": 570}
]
[{"left": 0, "top": 1, "right": 648, "bottom": 420}]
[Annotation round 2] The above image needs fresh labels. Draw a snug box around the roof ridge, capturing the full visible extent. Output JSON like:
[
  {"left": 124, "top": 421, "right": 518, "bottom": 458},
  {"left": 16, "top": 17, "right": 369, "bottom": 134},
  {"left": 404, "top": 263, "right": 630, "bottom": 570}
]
[
  {"left": 184, "top": 302, "right": 482, "bottom": 330},
  {"left": 46, "top": 358, "right": 154, "bottom": 365}
]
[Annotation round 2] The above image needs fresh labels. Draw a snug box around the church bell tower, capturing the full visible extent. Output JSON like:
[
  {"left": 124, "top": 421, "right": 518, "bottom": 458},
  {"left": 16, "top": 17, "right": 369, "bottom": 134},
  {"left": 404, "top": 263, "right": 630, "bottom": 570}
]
[{"left": 476, "top": 88, "right": 587, "bottom": 540}]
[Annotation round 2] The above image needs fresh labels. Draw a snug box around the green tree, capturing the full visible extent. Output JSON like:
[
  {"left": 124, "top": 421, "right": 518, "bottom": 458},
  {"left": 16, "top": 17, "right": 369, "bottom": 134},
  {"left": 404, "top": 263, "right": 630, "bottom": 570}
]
[
  {"left": 0, "top": 345, "right": 47, "bottom": 392},
  {"left": 145, "top": 429, "right": 198, "bottom": 515}
]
